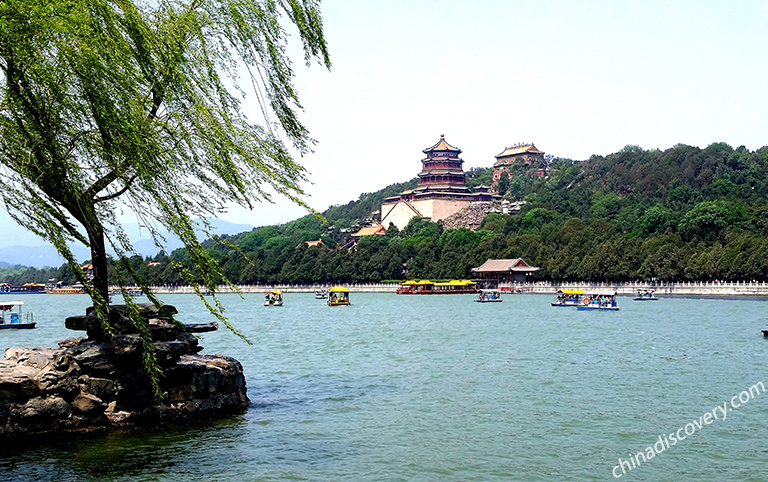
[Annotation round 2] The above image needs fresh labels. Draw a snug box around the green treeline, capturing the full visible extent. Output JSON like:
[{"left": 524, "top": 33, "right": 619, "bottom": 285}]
[{"left": 4, "top": 142, "right": 768, "bottom": 285}]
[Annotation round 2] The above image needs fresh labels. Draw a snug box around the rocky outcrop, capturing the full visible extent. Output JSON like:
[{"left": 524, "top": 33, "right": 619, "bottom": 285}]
[
  {"left": 441, "top": 200, "right": 526, "bottom": 230},
  {"left": 442, "top": 201, "right": 500, "bottom": 230},
  {"left": 0, "top": 304, "right": 249, "bottom": 437}
]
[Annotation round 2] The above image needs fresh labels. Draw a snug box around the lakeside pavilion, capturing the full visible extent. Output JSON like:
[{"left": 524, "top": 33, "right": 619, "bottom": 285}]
[{"left": 472, "top": 258, "right": 540, "bottom": 285}]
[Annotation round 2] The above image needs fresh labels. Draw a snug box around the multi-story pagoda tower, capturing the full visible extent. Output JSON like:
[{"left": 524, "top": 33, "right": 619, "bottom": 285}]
[
  {"left": 413, "top": 135, "right": 471, "bottom": 195},
  {"left": 380, "top": 135, "right": 498, "bottom": 230}
]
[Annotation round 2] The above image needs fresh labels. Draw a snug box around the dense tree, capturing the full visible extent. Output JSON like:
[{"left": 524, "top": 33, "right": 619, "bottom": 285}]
[{"left": 0, "top": 0, "right": 329, "bottom": 398}]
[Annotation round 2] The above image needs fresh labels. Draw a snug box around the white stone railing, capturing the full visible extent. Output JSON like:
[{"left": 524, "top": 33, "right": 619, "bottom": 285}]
[
  {"left": 501, "top": 280, "right": 768, "bottom": 296},
  {"left": 127, "top": 280, "right": 768, "bottom": 296},
  {"left": 145, "top": 283, "right": 399, "bottom": 294}
]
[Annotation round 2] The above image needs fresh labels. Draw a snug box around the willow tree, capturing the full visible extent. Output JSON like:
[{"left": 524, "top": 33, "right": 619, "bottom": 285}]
[{"left": 0, "top": 0, "right": 329, "bottom": 392}]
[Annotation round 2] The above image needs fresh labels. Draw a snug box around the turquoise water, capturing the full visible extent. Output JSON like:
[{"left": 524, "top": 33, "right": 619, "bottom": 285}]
[{"left": 0, "top": 293, "right": 767, "bottom": 481}]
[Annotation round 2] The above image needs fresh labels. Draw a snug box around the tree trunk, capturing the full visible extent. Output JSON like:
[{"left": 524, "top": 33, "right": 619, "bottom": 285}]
[{"left": 86, "top": 224, "right": 110, "bottom": 304}]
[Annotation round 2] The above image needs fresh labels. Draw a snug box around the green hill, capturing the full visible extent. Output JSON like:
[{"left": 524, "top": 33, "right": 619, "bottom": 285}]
[
  {"left": 6, "top": 142, "right": 768, "bottom": 285},
  {"left": 190, "top": 141, "right": 768, "bottom": 284}
]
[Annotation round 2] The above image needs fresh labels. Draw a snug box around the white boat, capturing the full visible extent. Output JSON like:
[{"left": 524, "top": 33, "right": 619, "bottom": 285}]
[
  {"left": 264, "top": 290, "right": 283, "bottom": 306},
  {"left": 475, "top": 289, "right": 502, "bottom": 302},
  {"left": 552, "top": 289, "right": 584, "bottom": 307},
  {"left": 633, "top": 289, "right": 659, "bottom": 301},
  {"left": 0, "top": 301, "right": 36, "bottom": 329},
  {"left": 315, "top": 289, "right": 328, "bottom": 299},
  {"left": 577, "top": 290, "right": 620, "bottom": 311}
]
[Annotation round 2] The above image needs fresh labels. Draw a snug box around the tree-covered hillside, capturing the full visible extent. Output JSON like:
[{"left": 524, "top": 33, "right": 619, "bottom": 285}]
[{"left": 5, "top": 142, "right": 768, "bottom": 285}]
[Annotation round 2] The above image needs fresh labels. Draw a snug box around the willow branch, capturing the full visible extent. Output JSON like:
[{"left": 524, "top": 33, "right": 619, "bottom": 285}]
[{"left": 94, "top": 174, "right": 138, "bottom": 203}]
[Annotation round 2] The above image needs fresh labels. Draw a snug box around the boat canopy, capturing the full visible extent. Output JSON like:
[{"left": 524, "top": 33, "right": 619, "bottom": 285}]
[
  {"left": 329, "top": 286, "right": 349, "bottom": 293},
  {"left": 585, "top": 290, "right": 617, "bottom": 296},
  {"left": 265, "top": 290, "right": 282, "bottom": 295},
  {"left": 435, "top": 279, "right": 474, "bottom": 286},
  {"left": 0, "top": 301, "right": 23, "bottom": 310},
  {"left": 559, "top": 289, "right": 584, "bottom": 294}
]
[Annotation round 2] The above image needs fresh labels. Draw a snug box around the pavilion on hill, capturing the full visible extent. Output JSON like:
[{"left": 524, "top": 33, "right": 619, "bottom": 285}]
[
  {"left": 380, "top": 135, "right": 500, "bottom": 230},
  {"left": 492, "top": 143, "right": 546, "bottom": 188}
]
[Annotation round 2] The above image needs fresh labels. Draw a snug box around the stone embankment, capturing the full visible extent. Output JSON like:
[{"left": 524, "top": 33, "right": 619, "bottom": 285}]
[
  {"left": 148, "top": 283, "right": 399, "bottom": 294},
  {"left": 143, "top": 281, "right": 768, "bottom": 296},
  {"left": 0, "top": 304, "right": 249, "bottom": 438}
]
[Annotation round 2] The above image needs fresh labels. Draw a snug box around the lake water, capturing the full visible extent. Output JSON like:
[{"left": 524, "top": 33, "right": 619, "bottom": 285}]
[{"left": 0, "top": 293, "right": 767, "bottom": 481}]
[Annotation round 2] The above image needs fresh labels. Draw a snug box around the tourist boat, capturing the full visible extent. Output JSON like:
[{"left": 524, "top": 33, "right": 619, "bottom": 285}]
[
  {"left": 633, "top": 289, "right": 659, "bottom": 301},
  {"left": 0, "top": 283, "right": 46, "bottom": 294},
  {"left": 396, "top": 279, "right": 477, "bottom": 294},
  {"left": 263, "top": 290, "right": 283, "bottom": 307},
  {"left": 327, "top": 286, "right": 350, "bottom": 306},
  {"left": 315, "top": 289, "right": 328, "bottom": 299},
  {"left": 110, "top": 288, "right": 144, "bottom": 297},
  {"left": 475, "top": 289, "right": 502, "bottom": 302},
  {"left": 47, "top": 283, "right": 85, "bottom": 295},
  {"left": 0, "top": 301, "right": 35, "bottom": 329},
  {"left": 576, "top": 290, "right": 620, "bottom": 311},
  {"left": 551, "top": 289, "right": 585, "bottom": 307}
]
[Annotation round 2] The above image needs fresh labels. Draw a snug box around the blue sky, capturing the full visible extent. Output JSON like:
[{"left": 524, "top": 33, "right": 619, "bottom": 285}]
[{"left": 2, "top": 0, "right": 767, "bottom": 249}]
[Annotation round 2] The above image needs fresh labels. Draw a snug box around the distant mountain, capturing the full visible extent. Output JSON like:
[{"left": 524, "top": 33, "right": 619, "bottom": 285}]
[
  {"left": 0, "top": 219, "right": 253, "bottom": 268},
  {"left": 0, "top": 245, "right": 91, "bottom": 269}
]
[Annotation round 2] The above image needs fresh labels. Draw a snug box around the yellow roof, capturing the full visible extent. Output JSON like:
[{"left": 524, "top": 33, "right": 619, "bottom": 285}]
[
  {"left": 495, "top": 144, "right": 543, "bottom": 158},
  {"left": 329, "top": 286, "right": 349, "bottom": 292},
  {"left": 559, "top": 289, "right": 584, "bottom": 294},
  {"left": 265, "top": 290, "right": 282, "bottom": 295},
  {"left": 423, "top": 135, "right": 461, "bottom": 153},
  {"left": 351, "top": 225, "right": 386, "bottom": 237},
  {"left": 435, "top": 279, "right": 473, "bottom": 286}
]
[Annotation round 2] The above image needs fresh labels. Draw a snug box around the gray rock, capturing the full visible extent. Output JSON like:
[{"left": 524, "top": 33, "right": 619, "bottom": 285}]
[
  {"left": 0, "top": 365, "right": 40, "bottom": 400},
  {"left": 71, "top": 393, "right": 104, "bottom": 413},
  {"left": 58, "top": 337, "right": 86, "bottom": 349},
  {"left": 0, "top": 303, "right": 248, "bottom": 438},
  {"left": 17, "top": 395, "right": 70, "bottom": 421},
  {"left": 35, "top": 370, "right": 79, "bottom": 398},
  {"left": 68, "top": 341, "right": 116, "bottom": 374},
  {"left": 79, "top": 376, "right": 117, "bottom": 402},
  {"left": 4, "top": 347, "right": 58, "bottom": 369},
  {"left": 183, "top": 322, "right": 219, "bottom": 333}
]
